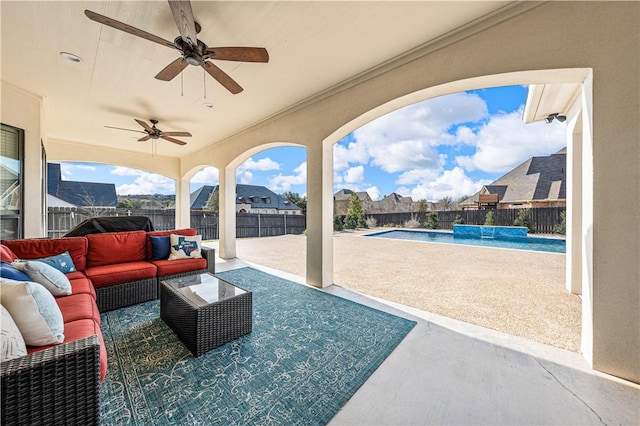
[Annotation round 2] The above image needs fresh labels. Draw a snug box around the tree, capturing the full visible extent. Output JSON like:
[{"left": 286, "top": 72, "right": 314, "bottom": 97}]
[
  {"left": 282, "top": 191, "right": 307, "bottom": 215},
  {"left": 333, "top": 215, "right": 344, "bottom": 231},
  {"left": 424, "top": 212, "right": 439, "bottom": 229},
  {"left": 344, "top": 194, "right": 367, "bottom": 229},
  {"left": 454, "top": 195, "right": 470, "bottom": 210},
  {"left": 205, "top": 191, "right": 219, "bottom": 212},
  {"left": 513, "top": 208, "right": 535, "bottom": 233},
  {"left": 553, "top": 210, "right": 566, "bottom": 235},
  {"left": 439, "top": 196, "right": 453, "bottom": 211},
  {"left": 453, "top": 214, "right": 465, "bottom": 225},
  {"left": 417, "top": 199, "right": 429, "bottom": 214},
  {"left": 484, "top": 211, "right": 497, "bottom": 226}
]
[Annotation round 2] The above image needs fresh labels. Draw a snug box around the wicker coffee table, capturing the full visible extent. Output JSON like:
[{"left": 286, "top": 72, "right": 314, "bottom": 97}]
[{"left": 160, "top": 272, "right": 253, "bottom": 357}]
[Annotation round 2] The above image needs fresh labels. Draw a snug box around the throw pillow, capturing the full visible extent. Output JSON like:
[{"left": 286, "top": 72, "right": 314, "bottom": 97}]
[
  {"left": 168, "top": 234, "right": 202, "bottom": 260},
  {"left": 34, "top": 251, "right": 77, "bottom": 274},
  {"left": 0, "top": 260, "right": 31, "bottom": 281},
  {"left": 0, "top": 304, "right": 27, "bottom": 362},
  {"left": 13, "top": 261, "right": 72, "bottom": 296},
  {"left": 0, "top": 278, "right": 65, "bottom": 346},
  {"left": 149, "top": 236, "right": 171, "bottom": 260}
]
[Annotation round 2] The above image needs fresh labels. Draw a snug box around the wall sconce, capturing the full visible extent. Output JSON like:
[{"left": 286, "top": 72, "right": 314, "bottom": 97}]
[{"left": 545, "top": 113, "right": 566, "bottom": 123}]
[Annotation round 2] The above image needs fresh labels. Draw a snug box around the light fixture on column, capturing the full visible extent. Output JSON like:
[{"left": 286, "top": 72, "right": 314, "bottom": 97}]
[{"left": 545, "top": 113, "right": 567, "bottom": 123}]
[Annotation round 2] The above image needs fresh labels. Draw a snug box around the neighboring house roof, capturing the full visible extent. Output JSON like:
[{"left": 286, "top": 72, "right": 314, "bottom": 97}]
[
  {"left": 47, "top": 194, "right": 76, "bottom": 208},
  {"left": 333, "top": 189, "right": 372, "bottom": 202},
  {"left": 191, "top": 184, "right": 301, "bottom": 211},
  {"left": 47, "top": 163, "right": 118, "bottom": 208},
  {"left": 462, "top": 149, "right": 566, "bottom": 206}
]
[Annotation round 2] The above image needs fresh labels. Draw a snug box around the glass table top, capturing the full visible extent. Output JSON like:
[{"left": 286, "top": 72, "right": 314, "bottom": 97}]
[{"left": 163, "top": 273, "right": 247, "bottom": 308}]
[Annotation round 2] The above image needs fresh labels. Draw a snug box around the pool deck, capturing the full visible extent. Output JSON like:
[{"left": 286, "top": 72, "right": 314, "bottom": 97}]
[{"left": 205, "top": 228, "right": 579, "bottom": 351}]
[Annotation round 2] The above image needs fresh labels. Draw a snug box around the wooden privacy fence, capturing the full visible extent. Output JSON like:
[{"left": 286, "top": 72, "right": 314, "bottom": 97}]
[
  {"left": 363, "top": 207, "right": 565, "bottom": 234},
  {"left": 47, "top": 208, "right": 306, "bottom": 239}
]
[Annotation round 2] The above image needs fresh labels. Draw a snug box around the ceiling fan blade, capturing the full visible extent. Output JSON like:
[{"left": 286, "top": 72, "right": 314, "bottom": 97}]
[
  {"left": 162, "top": 131, "right": 192, "bottom": 137},
  {"left": 138, "top": 136, "right": 151, "bottom": 142},
  {"left": 202, "top": 61, "right": 243, "bottom": 94},
  {"left": 206, "top": 47, "right": 269, "bottom": 63},
  {"left": 134, "top": 119, "right": 154, "bottom": 133},
  {"left": 105, "top": 125, "right": 146, "bottom": 134},
  {"left": 168, "top": 0, "right": 198, "bottom": 47},
  {"left": 155, "top": 58, "right": 188, "bottom": 81},
  {"left": 161, "top": 135, "right": 187, "bottom": 145},
  {"left": 84, "top": 10, "right": 177, "bottom": 50}
]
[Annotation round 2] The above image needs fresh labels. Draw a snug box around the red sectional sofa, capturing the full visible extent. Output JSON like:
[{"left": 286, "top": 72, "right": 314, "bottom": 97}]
[{"left": 0, "top": 228, "right": 214, "bottom": 426}]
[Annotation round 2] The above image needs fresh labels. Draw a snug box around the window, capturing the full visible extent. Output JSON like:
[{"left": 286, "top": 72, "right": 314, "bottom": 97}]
[{"left": 1, "top": 124, "right": 24, "bottom": 240}]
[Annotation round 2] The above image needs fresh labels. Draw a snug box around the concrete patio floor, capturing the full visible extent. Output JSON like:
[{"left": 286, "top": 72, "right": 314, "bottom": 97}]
[{"left": 212, "top": 252, "right": 640, "bottom": 425}]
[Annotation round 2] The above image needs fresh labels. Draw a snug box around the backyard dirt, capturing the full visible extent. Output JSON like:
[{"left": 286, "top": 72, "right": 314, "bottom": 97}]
[{"left": 214, "top": 230, "right": 580, "bottom": 352}]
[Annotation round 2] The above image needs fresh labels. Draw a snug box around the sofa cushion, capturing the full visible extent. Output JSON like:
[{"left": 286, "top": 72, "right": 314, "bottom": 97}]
[
  {"left": 28, "top": 319, "right": 107, "bottom": 382},
  {"left": 0, "top": 245, "right": 17, "bottom": 262},
  {"left": 0, "top": 278, "right": 65, "bottom": 346},
  {"left": 85, "top": 261, "right": 157, "bottom": 288},
  {"left": 87, "top": 230, "right": 147, "bottom": 268},
  {"left": 1, "top": 305, "right": 27, "bottom": 362},
  {"left": 1, "top": 260, "right": 31, "bottom": 281},
  {"left": 146, "top": 228, "right": 197, "bottom": 260},
  {"left": 32, "top": 251, "right": 77, "bottom": 273},
  {"left": 56, "top": 293, "right": 101, "bottom": 325},
  {"left": 169, "top": 234, "right": 202, "bottom": 260},
  {"left": 14, "top": 260, "right": 72, "bottom": 296},
  {"left": 69, "top": 276, "right": 96, "bottom": 299},
  {"left": 153, "top": 257, "right": 207, "bottom": 277},
  {"left": 149, "top": 236, "right": 171, "bottom": 260},
  {"left": 3, "top": 237, "right": 88, "bottom": 271}
]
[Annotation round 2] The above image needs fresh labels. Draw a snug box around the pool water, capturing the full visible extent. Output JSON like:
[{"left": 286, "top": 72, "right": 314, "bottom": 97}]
[{"left": 365, "top": 229, "right": 566, "bottom": 253}]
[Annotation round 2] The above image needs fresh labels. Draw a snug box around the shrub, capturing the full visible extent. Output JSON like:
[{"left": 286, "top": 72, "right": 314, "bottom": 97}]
[
  {"left": 403, "top": 219, "right": 421, "bottom": 229},
  {"left": 484, "top": 211, "right": 496, "bottom": 226},
  {"left": 553, "top": 210, "right": 566, "bottom": 235},
  {"left": 365, "top": 217, "right": 378, "bottom": 228},
  {"left": 453, "top": 214, "right": 465, "bottom": 225},
  {"left": 333, "top": 215, "right": 344, "bottom": 231},
  {"left": 344, "top": 195, "right": 367, "bottom": 229},
  {"left": 423, "top": 212, "right": 439, "bottom": 229},
  {"left": 513, "top": 209, "right": 535, "bottom": 233}
]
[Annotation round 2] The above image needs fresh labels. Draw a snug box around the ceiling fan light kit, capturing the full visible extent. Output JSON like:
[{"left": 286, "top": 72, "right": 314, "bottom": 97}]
[{"left": 84, "top": 0, "right": 269, "bottom": 95}]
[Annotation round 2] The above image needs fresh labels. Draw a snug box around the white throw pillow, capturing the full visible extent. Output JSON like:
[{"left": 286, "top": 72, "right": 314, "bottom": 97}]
[
  {"left": 1, "top": 304, "right": 27, "bottom": 361},
  {"left": 0, "top": 278, "right": 65, "bottom": 346},
  {"left": 168, "top": 234, "right": 202, "bottom": 260},
  {"left": 13, "top": 260, "right": 72, "bottom": 296}
]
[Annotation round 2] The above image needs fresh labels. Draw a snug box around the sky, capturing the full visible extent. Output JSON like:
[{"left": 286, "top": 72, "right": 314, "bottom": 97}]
[{"left": 57, "top": 85, "right": 567, "bottom": 202}]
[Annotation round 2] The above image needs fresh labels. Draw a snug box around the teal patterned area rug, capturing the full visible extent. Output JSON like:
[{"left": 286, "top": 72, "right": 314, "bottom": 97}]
[{"left": 100, "top": 267, "right": 416, "bottom": 425}]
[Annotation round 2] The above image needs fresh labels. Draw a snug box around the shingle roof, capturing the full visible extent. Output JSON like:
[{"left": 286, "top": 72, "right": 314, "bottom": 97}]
[
  {"left": 47, "top": 163, "right": 117, "bottom": 207},
  {"left": 191, "top": 184, "right": 301, "bottom": 211}
]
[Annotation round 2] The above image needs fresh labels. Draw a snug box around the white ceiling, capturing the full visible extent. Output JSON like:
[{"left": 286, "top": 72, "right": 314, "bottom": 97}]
[{"left": 1, "top": 1, "right": 510, "bottom": 159}]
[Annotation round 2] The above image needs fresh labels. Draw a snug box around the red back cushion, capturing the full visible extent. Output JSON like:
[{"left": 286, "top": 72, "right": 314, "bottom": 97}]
[
  {"left": 87, "top": 230, "right": 147, "bottom": 267},
  {"left": 3, "top": 237, "right": 88, "bottom": 271},
  {"left": 145, "top": 228, "right": 197, "bottom": 260},
  {"left": 0, "top": 245, "right": 17, "bottom": 262}
]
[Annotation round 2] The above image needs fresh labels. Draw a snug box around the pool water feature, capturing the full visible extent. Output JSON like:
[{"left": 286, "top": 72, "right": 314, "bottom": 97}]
[{"left": 365, "top": 229, "right": 566, "bottom": 253}]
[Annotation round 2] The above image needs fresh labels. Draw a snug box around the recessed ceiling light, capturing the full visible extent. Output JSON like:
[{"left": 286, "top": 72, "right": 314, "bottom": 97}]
[
  {"left": 60, "top": 52, "right": 82, "bottom": 63},
  {"left": 203, "top": 103, "right": 214, "bottom": 109}
]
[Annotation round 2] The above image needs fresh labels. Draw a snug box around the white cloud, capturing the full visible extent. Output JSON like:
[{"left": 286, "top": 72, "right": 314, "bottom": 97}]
[
  {"left": 455, "top": 109, "right": 566, "bottom": 173},
  {"left": 343, "top": 165, "right": 364, "bottom": 183},
  {"left": 191, "top": 166, "right": 219, "bottom": 185},
  {"left": 398, "top": 167, "right": 490, "bottom": 202},
  {"left": 242, "top": 157, "right": 280, "bottom": 171},
  {"left": 269, "top": 161, "right": 306, "bottom": 192},
  {"left": 60, "top": 163, "right": 96, "bottom": 179},
  {"left": 111, "top": 166, "right": 142, "bottom": 177},
  {"left": 237, "top": 170, "right": 253, "bottom": 185},
  {"left": 115, "top": 171, "right": 175, "bottom": 195},
  {"left": 365, "top": 186, "right": 381, "bottom": 201}
]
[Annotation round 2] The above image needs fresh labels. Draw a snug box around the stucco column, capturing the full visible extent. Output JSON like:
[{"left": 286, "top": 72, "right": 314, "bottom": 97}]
[
  {"left": 218, "top": 165, "right": 236, "bottom": 259},
  {"left": 175, "top": 176, "right": 191, "bottom": 229},
  {"left": 565, "top": 108, "right": 582, "bottom": 295},
  {"left": 305, "top": 140, "right": 333, "bottom": 288}
]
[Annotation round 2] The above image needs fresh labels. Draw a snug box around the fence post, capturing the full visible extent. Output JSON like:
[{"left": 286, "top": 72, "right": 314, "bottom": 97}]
[
  {"left": 284, "top": 214, "right": 287, "bottom": 234},
  {"left": 258, "top": 213, "right": 261, "bottom": 238}
]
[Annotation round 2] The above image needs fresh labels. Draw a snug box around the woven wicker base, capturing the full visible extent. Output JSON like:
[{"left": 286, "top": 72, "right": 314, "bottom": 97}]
[
  {"left": 96, "top": 278, "right": 157, "bottom": 312},
  {"left": 1, "top": 335, "right": 100, "bottom": 426}
]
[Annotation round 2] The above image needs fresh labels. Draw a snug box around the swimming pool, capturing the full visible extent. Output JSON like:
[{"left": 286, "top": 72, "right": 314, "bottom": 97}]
[{"left": 365, "top": 229, "right": 566, "bottom": 253}]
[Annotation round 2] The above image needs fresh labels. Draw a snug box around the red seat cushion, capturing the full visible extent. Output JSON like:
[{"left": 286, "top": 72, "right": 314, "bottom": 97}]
[
  {"left": 69, "top": 276, "right": 97, "bottom": 299},
  {"left": 146, "top": 228, "right": 197, "bottom": 260},
  {"left": 27, "top": 318, "right": 107, "bottom": 382},
  {"left": 85, "top": 261, "right": 157, "bottom": 288},
  {"left": 153, "top": 257, "right": 207, "bottom": 277},
  {"left": 0, "top": 244, "right": 17, "bottom": 262},
  {"left": 56, "top": 293, "right": 101, "bottom": 325},
  {"left": 3, "top": 237, "right": 88, "bottom": 271},
  {"left": 87, "top": 230, "right": 147, "bottom": 268}
]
